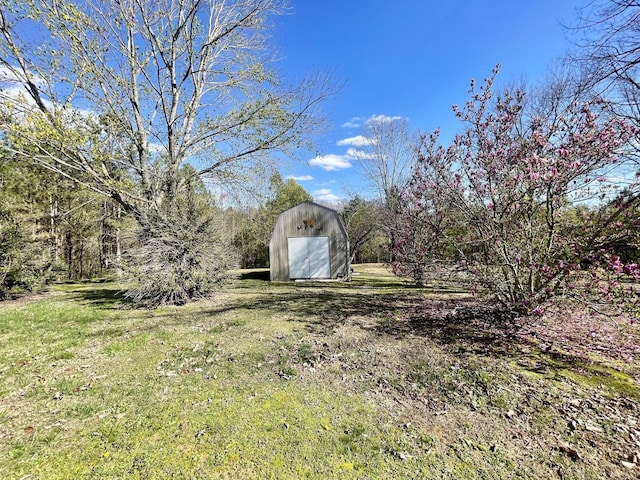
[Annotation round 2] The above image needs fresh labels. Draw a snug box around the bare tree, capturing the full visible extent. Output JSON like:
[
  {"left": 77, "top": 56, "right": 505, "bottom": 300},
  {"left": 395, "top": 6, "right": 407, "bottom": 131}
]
[
  {"left": 351, "top": 115, "right": 416, "bottom": 201},
  {"left": 339, "top": 195, "right": 380, "bottom": 264},
  {"left": 0, "top": 0, "right": 334, "bottom": 225},
  {"left": 0, "top": 0, "right": 335, "bottom": 304},
  {"left": 565, "top": 0, "right": 640, "bottom": 246},
  {"left": 349, "top": 115, "right": 418, "bottom": 262},
  {"left": 569, "top": 0, "right": 640, "bottom": 156}
]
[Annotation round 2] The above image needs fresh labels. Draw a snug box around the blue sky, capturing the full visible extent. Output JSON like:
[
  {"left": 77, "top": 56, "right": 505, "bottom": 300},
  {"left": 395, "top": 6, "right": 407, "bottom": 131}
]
[{"left": 273, "top": 0, "right": 587, "bottom": 204}]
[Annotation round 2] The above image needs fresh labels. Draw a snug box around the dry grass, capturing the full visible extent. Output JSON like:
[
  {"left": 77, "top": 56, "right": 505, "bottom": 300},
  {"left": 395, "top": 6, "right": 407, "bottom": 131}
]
[{"left": 0, "top": 265, "right": 639, "bottom": 479}]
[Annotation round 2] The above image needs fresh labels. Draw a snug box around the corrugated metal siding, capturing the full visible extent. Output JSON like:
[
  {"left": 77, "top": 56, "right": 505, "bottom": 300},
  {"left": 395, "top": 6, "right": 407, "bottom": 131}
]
[{"left": 269, "top": 201, "right": 350, "bottom": 281}]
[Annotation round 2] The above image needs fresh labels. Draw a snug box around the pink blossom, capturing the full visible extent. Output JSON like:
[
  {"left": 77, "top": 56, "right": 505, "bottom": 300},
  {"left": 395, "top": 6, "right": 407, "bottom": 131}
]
[{"left": 610, "top": 257, "right": 623, "bottom": 275}]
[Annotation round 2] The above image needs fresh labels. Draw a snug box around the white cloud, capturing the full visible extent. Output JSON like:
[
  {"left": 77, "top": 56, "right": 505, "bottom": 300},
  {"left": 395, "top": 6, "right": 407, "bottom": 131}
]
[
  {"left": 366, "top": 114, "right": 403, "bottom": 125},
  {"left": 336, "top": 135, "right": 374, "bottom": 147},
  {"left": 0, "top": 66, "right": 48, "bottom": 98},
  {"left": 0, "top": 66, "right": 51, "bottom": 111},
  {"left": 341, "top": 114, "right": 404, "bottom": 130},
  {"left": 287, "top": 174, "right": 314, "bottom": 181},
  {"left": 149, "top": 142, "right": 168, "bottom": 154},
  {"left": 313, "top": 188, "right": 341, "bottom": 203},
  {"left": 342, "top": 117, "right": 364, "bottom": 129},
  {"left": 0, "top": 66, "right": 40, "bottom": 88},
  {"left": 0, "top": 66, "right": 88, "bottom": 119},
  {"left": 309, "top": 154, "right": 352, "bottom": 171},
  {"left": 0, "top": 84, "right": 25, "bottom": 100}
]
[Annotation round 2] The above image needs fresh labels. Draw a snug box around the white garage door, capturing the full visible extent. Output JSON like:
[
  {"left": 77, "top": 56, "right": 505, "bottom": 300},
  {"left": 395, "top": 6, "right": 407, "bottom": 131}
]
[{"left": 287, "top": 237, "right": 331, "bottom": 279}]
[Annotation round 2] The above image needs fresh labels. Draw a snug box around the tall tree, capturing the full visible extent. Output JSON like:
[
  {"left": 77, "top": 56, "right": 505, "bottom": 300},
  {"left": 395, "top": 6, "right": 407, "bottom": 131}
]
[
  {"left": 0, "top": 0, "right": 334, "bottom": 303},
  {"left": 1, "top": 152, "right": 130, "bottom": 284},
  {"left": 350, "top": 115, "right": 418, "bottom": 261},
  {"left": 0, "top": 0, "right": 331, "bottom": 217},
  {"left": 571, "top": 0, "right": 640, "bottom": 161},
  {"left": 264, "top": 175, "right": 313, "bottom": 215},
  {"left": 0, "top": 156, "right": 45, "bottom": 298},
  {"left": 352, "top": 116, "right": 416, "bottom": 200}
]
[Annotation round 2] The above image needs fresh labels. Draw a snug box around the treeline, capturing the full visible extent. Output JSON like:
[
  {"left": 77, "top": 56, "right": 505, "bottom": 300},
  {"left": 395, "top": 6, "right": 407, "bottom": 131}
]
[
  {"left": 0, "top": 157, "right": 132, "bottom": 298},
  {"left": 0, "top": 162, "right": 386, "bottom": 299}
]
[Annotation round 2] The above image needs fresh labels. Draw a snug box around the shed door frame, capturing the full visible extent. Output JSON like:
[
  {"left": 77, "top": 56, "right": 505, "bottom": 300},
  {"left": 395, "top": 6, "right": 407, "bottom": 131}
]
[{"left": 287, "top": 236, "right": 331, "bottom": 279}]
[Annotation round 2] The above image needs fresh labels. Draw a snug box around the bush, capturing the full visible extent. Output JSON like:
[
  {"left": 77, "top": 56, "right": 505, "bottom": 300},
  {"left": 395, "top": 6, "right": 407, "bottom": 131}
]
[{"left": 122, "top": 171, "right": 236, "bottom": 307}]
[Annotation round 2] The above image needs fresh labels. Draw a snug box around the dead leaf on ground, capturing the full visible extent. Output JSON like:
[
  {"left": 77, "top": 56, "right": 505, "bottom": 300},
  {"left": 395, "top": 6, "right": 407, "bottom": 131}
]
[{"left": 558, "top": 442, "right": 582, "bottom": 461}]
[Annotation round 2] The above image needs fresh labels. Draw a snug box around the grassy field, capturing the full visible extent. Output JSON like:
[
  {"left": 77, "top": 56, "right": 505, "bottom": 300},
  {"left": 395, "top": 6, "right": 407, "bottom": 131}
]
[{"left": 1, "top": 264, "right": 639, "bottom": 479}]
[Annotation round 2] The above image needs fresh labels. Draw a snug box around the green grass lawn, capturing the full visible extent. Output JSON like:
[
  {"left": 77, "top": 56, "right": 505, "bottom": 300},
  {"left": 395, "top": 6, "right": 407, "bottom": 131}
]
[{"left": 1, "top": 265, "right": 638, "bottom": 479}]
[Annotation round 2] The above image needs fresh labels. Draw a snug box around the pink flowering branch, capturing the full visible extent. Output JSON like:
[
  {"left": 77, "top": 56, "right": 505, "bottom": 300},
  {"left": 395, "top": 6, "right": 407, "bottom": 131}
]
[{"left": 390, "top": 67, "right": 639, "bottom": 318}]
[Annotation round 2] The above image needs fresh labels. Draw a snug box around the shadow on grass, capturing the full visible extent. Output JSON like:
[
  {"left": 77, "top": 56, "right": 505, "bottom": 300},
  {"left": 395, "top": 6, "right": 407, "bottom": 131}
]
[
  {"left": 199, "top": 281, "right": 528, "bottom": 360},
  {"left": 69, "top": 287, "right": 127, "bottom": 307},
  {"left": 238, "top": 270, "right": 271, "bottom": 281},
  {"left": 56, "top": 276, "right": 602, "bottom": 372},
  {"left": 55, "top": 278, "right": 131, "bottom": 309},
  {"left": 209, "top": 284, "right": 620, "bottom": 383}
]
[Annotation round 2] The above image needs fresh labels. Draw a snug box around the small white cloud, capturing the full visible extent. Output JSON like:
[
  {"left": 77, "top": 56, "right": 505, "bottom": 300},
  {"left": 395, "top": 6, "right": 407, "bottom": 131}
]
[
  {"left": 342, "top": 117, "right": 364, "bottom": 129},
  {"left": 365, "top": 114, "right": 403, "bottom": 125},
  {"left": 309, "top": 154, "right": 352, "bottom": 171},
  {"left": 313, "top": 188, "right": 341, "bottom": 203},
  {"left": 346, "top": 147, "right": 377, "bottom": 160},
  {"left": 287, "top": 174, "right": 314, "bottom": 181},
  {"left": 336, "top": 135, "right": 374, "bottom": 147}
]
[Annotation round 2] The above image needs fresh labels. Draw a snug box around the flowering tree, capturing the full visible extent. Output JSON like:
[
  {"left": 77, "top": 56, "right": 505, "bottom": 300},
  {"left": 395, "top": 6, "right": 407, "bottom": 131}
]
[
  {"left": 390, "top": 131, "right": 459, "bottom": 286},
  {"left": 392, "top": 68, "right": 639, "bottom": 315}
]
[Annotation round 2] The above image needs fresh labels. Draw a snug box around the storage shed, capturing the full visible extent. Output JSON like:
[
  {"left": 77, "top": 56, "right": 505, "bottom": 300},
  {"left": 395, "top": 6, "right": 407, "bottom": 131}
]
[{"left": 269, "top": 201, "right": 350, "bottom": 281}]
